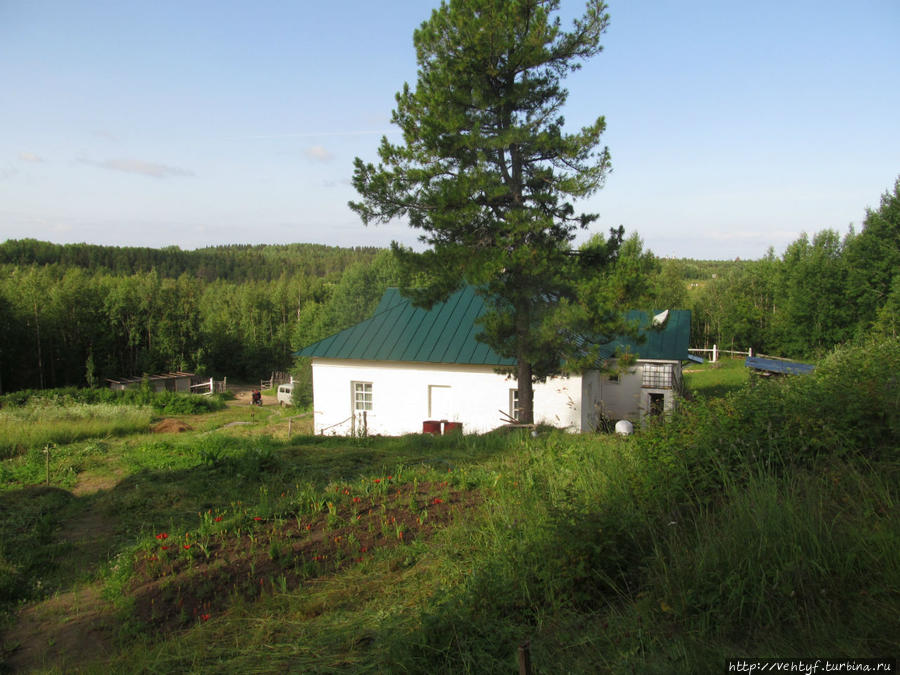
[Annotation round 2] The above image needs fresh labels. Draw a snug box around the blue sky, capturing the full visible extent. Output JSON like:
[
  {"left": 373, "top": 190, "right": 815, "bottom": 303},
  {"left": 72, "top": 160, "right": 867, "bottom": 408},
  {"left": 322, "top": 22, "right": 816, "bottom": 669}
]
[{"left": 1, "top": 0, "right": 898, "bottom": 260}]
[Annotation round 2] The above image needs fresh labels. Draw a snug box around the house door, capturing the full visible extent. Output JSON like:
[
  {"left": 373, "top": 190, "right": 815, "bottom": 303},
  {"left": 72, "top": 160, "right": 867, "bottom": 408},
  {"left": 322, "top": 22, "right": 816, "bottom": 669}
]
[
  {"left": 428, "top": 385, "right": 453, "bottom": 420},
  {"left": 648, "top": 392, "right": 665, "bottom": 416}
]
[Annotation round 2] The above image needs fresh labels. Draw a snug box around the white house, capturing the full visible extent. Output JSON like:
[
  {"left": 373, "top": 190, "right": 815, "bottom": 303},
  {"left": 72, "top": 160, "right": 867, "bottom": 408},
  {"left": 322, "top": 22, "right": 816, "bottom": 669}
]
[{"left": 296, "top": 287, "right": 694, "bottom": 435}]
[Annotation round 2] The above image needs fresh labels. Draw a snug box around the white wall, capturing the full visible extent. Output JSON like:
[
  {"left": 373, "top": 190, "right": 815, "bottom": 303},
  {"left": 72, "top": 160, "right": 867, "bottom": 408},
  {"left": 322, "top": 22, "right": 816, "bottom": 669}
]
[
  {"left": 310, "top": 359, "right": 582, "bottom": 435},
  {"left": 581, "top": 368, "right": 642, "bottom": 429},
  {"left": 581, "top": 360, "right": 683, "bottom": 429}
]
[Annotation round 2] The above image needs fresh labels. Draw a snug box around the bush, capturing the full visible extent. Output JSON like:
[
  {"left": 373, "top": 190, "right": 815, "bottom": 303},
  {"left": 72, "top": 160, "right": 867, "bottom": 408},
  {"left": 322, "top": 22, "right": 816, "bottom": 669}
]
[{"left": 0, "top": 387, "right": 226, "bottom": 415}]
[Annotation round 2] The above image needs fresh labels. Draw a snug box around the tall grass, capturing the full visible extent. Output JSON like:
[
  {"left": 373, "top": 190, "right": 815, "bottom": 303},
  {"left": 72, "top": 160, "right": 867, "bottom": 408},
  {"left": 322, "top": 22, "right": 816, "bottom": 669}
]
[{"left": 0, "top": 402, "right": 153, "bottom": 459}]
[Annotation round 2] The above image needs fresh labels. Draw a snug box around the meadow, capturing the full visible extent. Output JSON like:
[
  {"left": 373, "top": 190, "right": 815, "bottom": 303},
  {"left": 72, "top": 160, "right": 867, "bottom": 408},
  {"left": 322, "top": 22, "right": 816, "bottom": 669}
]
[{"left": 1, "top": 338, "right": 897, "bottom": 673}]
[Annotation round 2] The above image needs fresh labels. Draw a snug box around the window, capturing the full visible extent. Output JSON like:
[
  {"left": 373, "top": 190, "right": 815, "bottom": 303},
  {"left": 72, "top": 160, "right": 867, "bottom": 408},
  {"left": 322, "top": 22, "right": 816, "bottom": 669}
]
[
  {"left": 509, "top": 389, "right": 520, "bottom": 421},
  {"left": 353, "top": 381, "right": 373, "bottom": 411},
  {"left": 641, "top": 363, "right": 674, "bottom": 389},
  {"left": 607, "top": 373, "right": 620, "bottom": 383}
]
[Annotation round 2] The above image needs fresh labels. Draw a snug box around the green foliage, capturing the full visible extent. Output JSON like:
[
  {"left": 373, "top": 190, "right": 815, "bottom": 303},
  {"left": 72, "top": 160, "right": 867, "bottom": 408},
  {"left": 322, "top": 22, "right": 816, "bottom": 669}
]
[
  {"left": 0, "top": 243, "right": 384, "bottom": 390},
  {"left": 688, "top": 176, "right": 899, "bottom": 358}
]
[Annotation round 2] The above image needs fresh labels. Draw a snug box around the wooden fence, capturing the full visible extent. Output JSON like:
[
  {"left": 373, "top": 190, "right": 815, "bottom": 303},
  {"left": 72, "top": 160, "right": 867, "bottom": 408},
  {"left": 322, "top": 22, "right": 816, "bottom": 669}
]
[
  {"left": 189, "top": 377, "right": 227, "bottom": 395},
  {"left": 688, "top": 345, "right": 754, "bottom": 363},
  {"left": 261, "top": 371, "right": 291, "bottom": 389}
]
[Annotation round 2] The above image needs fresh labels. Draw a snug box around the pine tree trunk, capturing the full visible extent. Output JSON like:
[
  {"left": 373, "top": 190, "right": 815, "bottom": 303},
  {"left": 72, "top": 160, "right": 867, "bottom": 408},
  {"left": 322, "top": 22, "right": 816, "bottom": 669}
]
[{"left": 517, "top": 358, "right": 534, "bottom": 425}]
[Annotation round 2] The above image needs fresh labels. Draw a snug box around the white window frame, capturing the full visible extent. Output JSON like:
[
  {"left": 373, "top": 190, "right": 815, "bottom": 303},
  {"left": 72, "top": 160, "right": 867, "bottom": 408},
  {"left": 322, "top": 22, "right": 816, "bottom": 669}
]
[
  {"left": 509, "top": 388, "right": 520, "bottom": 421},
  {"left": 352, "top": 381, "right": 373, "bottom": 412}
]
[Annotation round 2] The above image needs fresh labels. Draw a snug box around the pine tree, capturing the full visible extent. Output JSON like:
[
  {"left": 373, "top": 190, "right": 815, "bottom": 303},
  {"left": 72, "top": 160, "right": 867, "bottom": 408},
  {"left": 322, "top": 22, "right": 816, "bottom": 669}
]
[{"left": 350, "top": 0, "right": 619, "bottom": 423}]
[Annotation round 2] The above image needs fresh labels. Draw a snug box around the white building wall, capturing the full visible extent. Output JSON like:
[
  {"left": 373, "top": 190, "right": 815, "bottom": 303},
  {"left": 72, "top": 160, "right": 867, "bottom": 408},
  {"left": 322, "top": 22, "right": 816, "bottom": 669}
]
[
  {"left": 581, "top": 368, "right": 643, "bottom": 429},
  {"left": 311, "top": 359, "right": 582, "bottom": 436},
  {"left": 581, "top": 360, "right": 683, "bottom": 429}
]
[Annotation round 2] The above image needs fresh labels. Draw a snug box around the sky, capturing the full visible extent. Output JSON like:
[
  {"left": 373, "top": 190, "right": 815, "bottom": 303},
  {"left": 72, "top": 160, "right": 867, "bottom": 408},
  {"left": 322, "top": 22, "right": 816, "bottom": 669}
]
[{"left": 1, "top": 0, "right": 898, "bottom": 261}]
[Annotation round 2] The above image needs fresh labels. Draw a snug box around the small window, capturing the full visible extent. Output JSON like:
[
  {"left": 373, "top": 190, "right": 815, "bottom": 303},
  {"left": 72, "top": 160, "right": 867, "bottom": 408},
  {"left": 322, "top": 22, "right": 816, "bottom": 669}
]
[
  {"left": 353, "top": 381, "right": 373, "bottom": 411},
  {"left": 642, "top": 363, "right": 673, "bottom": 389},
  {"left": 607, "top": 373, "right": 620, "bottom": 383},
  {"left": 509, "top": 389, "right": 520, "bottom": 421}
]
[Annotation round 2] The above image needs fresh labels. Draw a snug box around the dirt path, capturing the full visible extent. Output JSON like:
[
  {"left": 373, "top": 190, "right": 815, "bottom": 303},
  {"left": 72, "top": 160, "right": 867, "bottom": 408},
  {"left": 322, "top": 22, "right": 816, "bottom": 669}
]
[
  {"left": 3, "top": 583, "right": 116, "bottom": 672},
  {"left": 2, "top": 483, "right": 121, "bottom": 672},
  {"left": 227, "top": 384, "right": 278, "bottom": 407}
]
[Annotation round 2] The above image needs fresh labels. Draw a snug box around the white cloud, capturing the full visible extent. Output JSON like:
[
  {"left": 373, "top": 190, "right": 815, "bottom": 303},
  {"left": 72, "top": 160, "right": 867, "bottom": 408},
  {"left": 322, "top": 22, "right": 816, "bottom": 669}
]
[
  {"left": 19, "top": 152, "right": 45, "bottom": 163},
  {"left": 305, "top": 145, "right": 334, "bottom": 162},
  {"left": 79, "top": 157, "right": 194, "bottom": 178}
]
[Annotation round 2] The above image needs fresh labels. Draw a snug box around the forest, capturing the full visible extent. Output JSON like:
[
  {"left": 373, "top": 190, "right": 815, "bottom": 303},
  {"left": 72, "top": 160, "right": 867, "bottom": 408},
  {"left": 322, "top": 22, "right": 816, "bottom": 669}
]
[{"left": 0, "top": 177, "right": 896, "bottom": 395}]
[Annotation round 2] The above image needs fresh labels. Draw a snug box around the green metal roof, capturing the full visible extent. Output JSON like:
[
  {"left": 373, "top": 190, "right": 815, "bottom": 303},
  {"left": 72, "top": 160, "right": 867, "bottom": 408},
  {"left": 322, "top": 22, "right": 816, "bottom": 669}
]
[
  {"left": 593, "top": 309, "right": 693, "bottom": 362},
  {"left": 295, "top": 287, "right": 692, "bottom": 365},
  {"left": 295, "top": 286, "right": 515, "bottom": 366}
]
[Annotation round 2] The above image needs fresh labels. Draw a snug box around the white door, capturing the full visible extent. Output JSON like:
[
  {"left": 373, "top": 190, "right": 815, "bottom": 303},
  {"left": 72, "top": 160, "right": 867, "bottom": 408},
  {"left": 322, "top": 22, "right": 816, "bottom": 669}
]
[{"left": 428, "top": 385, "right": 453, "bottom": 420}]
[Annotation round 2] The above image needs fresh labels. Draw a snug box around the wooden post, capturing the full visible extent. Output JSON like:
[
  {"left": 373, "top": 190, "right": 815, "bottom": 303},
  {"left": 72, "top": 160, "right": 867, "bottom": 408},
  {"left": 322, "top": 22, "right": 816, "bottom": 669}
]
[
  {"left": 363, "top": 410, "right": 368, "bottom": 437},
  {"left": 288, "top": 418, "right": 292, "bottom": 436},
  {"left": 44, "top": 445, "right": 51, "bottom": 485},
  {"left": 518, "top": 640, "right": 533, "bottom": 675}
]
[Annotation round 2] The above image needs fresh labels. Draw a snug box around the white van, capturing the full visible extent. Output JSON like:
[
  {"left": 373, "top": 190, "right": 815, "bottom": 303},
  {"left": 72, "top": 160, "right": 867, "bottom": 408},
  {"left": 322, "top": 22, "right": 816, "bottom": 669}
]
[{"left": 276, "top": 383, "right": 294, "bottom": 407}]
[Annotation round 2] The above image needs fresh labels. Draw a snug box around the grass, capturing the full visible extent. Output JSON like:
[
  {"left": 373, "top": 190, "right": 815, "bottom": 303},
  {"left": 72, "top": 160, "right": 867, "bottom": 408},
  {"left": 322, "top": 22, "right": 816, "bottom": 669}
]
[
  {"left": 0, "top": 402, "right": 153, "bottom": 460},
  {"left": 1, "top": 338, "right": 898, "bottom": 672},
  {"left": 682, "top": 357, "right": 749, "bottom": 399}
]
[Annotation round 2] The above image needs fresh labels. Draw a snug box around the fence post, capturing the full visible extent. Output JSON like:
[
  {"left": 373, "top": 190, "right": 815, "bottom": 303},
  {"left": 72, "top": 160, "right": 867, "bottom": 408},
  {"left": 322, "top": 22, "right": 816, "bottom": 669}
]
[
  {"left": 749, "top": 347, "right": 753, "bottom": 357},
  {"left": 518, "top": 640, "right": 533, "bottom": 675},
  {"left": 712, "top": 344, "right": 718, "bottom": 362}
]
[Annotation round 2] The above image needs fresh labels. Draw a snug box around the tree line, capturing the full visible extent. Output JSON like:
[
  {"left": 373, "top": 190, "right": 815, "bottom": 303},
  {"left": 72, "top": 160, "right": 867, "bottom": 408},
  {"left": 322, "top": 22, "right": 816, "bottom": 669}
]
[
  {"left": 0, "top": 177, "right": 895, "bottom": 393},
  {"left": 687, "top": 177, "right": 899, "bottom": 358},
  {"left": 0, "top": 246, "right": 397, "bottom": 393},
  {"left": 0, "top": 240, "right": 380, "bottom": 283}
]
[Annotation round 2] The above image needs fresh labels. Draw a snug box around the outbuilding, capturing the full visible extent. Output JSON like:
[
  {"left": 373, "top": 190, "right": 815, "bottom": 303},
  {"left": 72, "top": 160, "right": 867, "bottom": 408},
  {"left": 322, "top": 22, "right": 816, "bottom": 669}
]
[
  {"left": 106, "top": 371, "right": 197, "bottom": 393},
  {"left": 296, "top": 287, "right": 693, "bottom": 435}
]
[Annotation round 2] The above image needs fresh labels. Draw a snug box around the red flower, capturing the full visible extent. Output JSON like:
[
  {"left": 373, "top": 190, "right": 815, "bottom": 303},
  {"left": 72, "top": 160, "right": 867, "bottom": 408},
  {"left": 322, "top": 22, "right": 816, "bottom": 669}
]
[
  {"left": 183, "top": 544, "right": 191, "bottom": 550},
  {"left": 361, "top": 546, "right": 368, "bottom": 553},
  {"left": 387, "top": 475, "right": 393, "bottom": 480},
  {"left": 353, "top": 497, "right": 361, "bottom": 503},
  {"left": 306, "top": 523, "right": 312, "bottom": 531},
  {"left": 253, "top": 516, "right": 262, "bottom": 521},
  {"left": 214, "top": 516, "right": 222, "bottom": 522},
  {"left": 161, "top": 545, "right": 169, "bottom": 550},
  {"left": 432, "top": 498, "right": 443, "bottom": 504},
  {"left": 155, "top": 532, "right": 168, "bottom": 540},
  {"left": 374, "top": 478, "right": 381, "bottom": 484},
  {"left": 343, "top": 488, "right": 350, "bottom": 495},
  {"left": 201, "top": 613, "right": 211, "bottom": 621}
]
